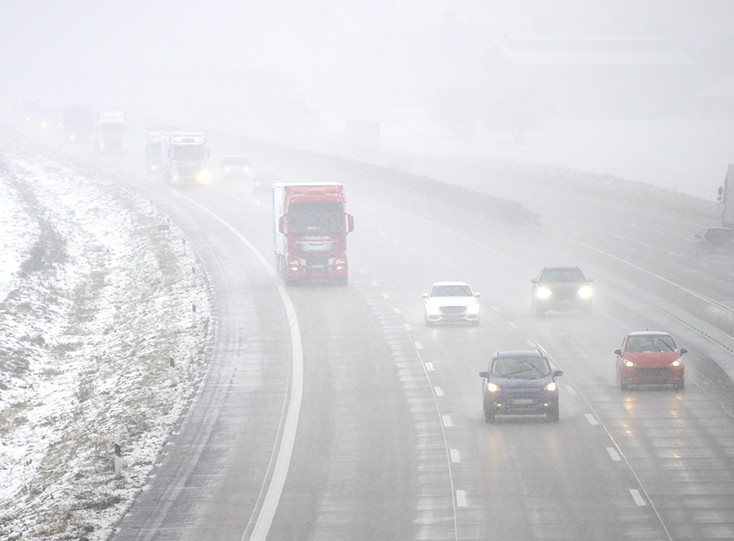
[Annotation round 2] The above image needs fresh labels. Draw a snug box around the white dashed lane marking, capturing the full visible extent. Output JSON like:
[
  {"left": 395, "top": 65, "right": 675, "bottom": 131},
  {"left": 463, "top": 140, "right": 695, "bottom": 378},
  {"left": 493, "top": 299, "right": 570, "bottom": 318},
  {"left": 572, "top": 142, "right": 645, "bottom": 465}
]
[
  {"left": 450, "top": 449, "right": 461, "bottom": 463},
  {"left": 585, "top": 413, "right": 599, "bottom": 426},
  {"left": 414, "top": 341, "right": 424, "bottom": 350},
  {"left": 434, "top": 386, "right": 445, "bottom": 397},
  {"left": 442, "top": 415, "right": 453, "bottom": 427},
  {"left": 606, "top": 447, "right": 621, "bottom": 462},
  {"left": 629, "top": 489, "right": 646, "bottom": 507},
  {"left": 456, "top": 490, "right": 468, "bottom": 508}
]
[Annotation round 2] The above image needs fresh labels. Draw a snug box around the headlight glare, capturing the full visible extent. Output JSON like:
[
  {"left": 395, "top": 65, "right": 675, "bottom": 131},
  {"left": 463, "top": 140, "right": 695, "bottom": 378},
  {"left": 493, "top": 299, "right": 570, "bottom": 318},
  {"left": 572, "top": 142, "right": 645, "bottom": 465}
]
[
  {"left": 545, "top": 381, "right": 558, "bottom": 392},
  {"left": 487, "top": 382, "right": 501, "bottom": 393},
  {"left": 624, "top": 359, "right": 635, "bottom": 368},
  {"left": 578, "top": 285, "right": 593, "bottom": 299},
  {"left": 670, "top": 358, "right": 682, "bottom": 367},
  {"left": 536, "top": 286, "right": 552, "bottom": 300}
]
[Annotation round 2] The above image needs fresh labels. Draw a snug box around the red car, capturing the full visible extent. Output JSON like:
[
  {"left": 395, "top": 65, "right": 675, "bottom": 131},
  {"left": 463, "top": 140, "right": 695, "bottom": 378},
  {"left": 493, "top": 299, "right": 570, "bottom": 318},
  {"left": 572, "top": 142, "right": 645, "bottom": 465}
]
[{"left": 615, "top": 332, "right": 686, "bottom": 390}]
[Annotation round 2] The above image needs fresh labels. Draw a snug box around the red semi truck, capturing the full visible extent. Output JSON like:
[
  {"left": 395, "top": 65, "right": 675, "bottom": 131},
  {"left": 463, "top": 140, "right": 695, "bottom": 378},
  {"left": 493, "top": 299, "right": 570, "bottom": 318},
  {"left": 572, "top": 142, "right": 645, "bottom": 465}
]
[{"left": 273, "top": 183, "right": 354, "bottom": 285}]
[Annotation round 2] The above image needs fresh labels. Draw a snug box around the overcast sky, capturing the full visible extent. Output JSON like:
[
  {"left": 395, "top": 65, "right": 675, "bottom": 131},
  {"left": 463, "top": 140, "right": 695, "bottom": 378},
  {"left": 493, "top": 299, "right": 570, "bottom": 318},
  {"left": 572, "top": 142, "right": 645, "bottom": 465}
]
[{"left": 4, "top": 1, "right": 734, "bottom": 196}]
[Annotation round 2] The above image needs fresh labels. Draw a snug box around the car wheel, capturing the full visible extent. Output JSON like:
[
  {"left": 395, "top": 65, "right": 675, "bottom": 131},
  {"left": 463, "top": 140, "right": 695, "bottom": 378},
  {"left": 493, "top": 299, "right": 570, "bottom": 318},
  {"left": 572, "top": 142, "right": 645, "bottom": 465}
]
[{"left": 547, "top": 406, "right": 559, "bottom": 422}]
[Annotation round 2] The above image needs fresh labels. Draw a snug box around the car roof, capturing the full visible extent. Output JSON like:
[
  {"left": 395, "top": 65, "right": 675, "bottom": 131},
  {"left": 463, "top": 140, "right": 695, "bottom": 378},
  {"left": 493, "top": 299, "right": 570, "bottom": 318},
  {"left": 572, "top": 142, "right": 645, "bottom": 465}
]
[
  {"left": 627, "top": 331, "right": 673, "bottom": 337},
  {"left": 541, "top": 265, "right": 582, "bottom": 271},
  {"left": 493, "top": 350, "right": 546, "bottom": 358},
  {"left": 431, "top": 281, "right": 471, "bottom": 287}
]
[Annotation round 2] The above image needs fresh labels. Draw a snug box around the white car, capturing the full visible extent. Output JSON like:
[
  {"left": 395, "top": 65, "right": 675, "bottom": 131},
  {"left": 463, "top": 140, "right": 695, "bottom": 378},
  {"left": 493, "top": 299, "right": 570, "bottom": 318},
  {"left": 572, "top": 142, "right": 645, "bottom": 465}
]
[{"left": 422, "top": 281, "right": 480, "bottom": 326}]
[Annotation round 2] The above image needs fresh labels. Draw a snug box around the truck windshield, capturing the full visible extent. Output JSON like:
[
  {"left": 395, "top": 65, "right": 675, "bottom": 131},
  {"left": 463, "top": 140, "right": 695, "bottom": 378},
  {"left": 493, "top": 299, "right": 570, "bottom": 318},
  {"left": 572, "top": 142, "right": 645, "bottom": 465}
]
[
  {"left": 288, "top": 201, "right": 344, "bottom": 236},
  {"left": 172, "top": 145, "right": 206, "bottom": 160},
  {"left": 97, "top": 124, "right": 126, "bottom": 135}
]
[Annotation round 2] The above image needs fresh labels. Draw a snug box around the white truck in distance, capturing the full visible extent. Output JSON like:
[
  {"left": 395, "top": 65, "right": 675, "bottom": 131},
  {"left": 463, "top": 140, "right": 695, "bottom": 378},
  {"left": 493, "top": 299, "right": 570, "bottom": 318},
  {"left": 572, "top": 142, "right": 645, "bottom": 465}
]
[
  {"left": 95, "top": 111, "right": 128, "bottom": 153},
  {"left": 145, "top": 127, "right": 179, "bottom": 178},
  {"left": 163, "top": 132, "right": 211, "bottom": 186}
]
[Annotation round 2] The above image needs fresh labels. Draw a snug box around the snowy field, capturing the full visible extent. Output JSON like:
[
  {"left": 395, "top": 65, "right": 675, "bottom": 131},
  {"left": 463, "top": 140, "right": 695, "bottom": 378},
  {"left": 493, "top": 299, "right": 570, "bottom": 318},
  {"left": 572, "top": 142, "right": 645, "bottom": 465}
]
[{"left": 0, "top": 133, "right": 212, "bottom": 540}]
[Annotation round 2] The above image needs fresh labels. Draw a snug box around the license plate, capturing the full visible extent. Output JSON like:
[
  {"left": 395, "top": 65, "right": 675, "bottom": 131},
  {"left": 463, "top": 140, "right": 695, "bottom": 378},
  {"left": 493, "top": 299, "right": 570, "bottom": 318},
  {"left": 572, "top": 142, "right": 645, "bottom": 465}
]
[{"left": 512, "top": 398, "right": 534, "bottom": 405}]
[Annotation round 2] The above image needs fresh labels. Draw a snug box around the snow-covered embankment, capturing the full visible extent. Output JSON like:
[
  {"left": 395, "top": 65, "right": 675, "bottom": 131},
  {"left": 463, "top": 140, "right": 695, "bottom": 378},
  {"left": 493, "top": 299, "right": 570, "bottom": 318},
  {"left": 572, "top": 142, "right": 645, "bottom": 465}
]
[{"left": 0, "top": 135, "right": 212, "bottom": 540}]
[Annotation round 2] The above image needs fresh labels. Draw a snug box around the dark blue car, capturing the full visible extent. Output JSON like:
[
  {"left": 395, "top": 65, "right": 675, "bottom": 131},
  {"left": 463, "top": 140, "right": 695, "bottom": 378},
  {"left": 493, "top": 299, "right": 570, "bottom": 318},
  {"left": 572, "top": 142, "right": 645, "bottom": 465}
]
[{"left": 479, "top": 351, "right": 563, "bottom": 422}]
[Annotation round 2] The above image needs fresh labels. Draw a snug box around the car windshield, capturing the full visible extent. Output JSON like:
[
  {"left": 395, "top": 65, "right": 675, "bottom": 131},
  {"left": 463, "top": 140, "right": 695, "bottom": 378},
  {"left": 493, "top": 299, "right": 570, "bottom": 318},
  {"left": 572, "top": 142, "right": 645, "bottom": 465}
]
[
  {"left": 704, "top": 228, "right": 733, "bottom": 240},
  {"left": 431, "top": 285, "right": 472, "bottom": 297},
  {"left": 626, "top": 335, "right": 676, "bottom": 352},
  {"left": 540, "top": 268, "right": 585, "bottom": 282},
  {"left": 491, "top": 356, "right": 551, "bottom": 379},
  {"left": 222, "top": 157, "right": 249, "bottom": 166}
]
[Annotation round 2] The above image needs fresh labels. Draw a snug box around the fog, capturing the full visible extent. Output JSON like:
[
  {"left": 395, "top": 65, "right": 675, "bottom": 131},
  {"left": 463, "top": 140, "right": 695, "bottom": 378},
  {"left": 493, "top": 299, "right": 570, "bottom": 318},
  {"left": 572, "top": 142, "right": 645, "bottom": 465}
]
[{"left": 4, "top": 0, "right": 734, "bottom": 198}]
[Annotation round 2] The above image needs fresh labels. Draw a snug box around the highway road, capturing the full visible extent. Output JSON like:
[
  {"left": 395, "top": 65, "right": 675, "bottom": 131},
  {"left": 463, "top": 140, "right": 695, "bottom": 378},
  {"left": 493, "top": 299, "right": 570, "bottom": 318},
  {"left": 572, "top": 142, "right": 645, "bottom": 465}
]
[{"left": 83, "top": 134, "right": 734, "bottom": 540}]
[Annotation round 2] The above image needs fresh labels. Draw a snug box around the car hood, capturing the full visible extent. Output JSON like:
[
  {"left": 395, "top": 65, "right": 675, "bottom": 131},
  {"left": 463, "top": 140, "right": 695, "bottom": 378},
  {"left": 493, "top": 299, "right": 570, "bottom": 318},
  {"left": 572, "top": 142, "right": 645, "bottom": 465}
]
[
  {"left": 426, "top": 296, "right": 477, "bottom": 308},
  {"left": 624, "top": 351, "right": 681, "bottom": 367},
  {"left": 492, "top": 377, "right": 549, "bottom": 390}
]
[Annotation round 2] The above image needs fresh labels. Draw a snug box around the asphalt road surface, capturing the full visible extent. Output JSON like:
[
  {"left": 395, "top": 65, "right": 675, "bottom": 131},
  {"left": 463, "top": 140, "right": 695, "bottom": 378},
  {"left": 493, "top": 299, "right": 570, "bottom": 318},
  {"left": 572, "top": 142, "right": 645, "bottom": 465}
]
[{"left": 79, "top": 133, "right": 734, "bottom": 540}]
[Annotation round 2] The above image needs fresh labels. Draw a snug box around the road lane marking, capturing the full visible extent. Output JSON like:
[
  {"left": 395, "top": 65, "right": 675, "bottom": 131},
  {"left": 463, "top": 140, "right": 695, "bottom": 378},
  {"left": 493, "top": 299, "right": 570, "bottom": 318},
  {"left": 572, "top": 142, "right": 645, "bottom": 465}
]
[
  {"left": 425, "top": 362, "right": 435, "bottom": 371},
  {"left": 175, "top": 194, "right": 303, "bottom": 541},
  {"left": 442, "top": 415, "right": 453, "bottom": 427},
  {"left": 630, "top": 489, "right": 647, "bottom": 506},
  {"left": 404, "top": 323, "right": 413, "bottom": 331},
  {"left": 359, "top": 269, "right": 367, "bottom": 274},
  {"left": 526, "top": 339, "right": 536, "bottom": 348},
  {"left": 490, "top": 305, "right": 500, "bottom": 312},
  {"left": 585, "top": 413, "right": 599, "bottom": 426},
  {"left": 565, "top": 385, "right": 577, "bottom": 396},
  {"left": 434, "top": 386, "right": 444, "bottom": 397},
  {"left": 456, "top": 490, "right": 468, "bottom": 508},
  {"left": 414, "top": 341, "right": 424, "bottom": 350},
  {"left": 606, "top": 447, "right": 621, "bottom": 462},
  {"left": 393, "top": 307, "right": 401, "bottom": 314},
  {"left": 382, "top": 293, "right": 391, "bottom": 300},
  {"left": 508, "top": 321, "right": 519, "bottom": 329},
  {"left": 450, "top": 449, "right": 461, "bottom": 463},
  {"left": 371, "top": 280, "right": 378, "bottom": 286}
]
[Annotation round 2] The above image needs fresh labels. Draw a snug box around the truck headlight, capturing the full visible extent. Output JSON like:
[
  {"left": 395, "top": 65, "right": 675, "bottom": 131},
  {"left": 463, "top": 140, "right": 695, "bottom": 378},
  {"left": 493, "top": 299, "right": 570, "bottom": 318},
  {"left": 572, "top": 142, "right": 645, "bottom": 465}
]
[{"left": 196, "top": 169, "right": 212, "bottom": 185}]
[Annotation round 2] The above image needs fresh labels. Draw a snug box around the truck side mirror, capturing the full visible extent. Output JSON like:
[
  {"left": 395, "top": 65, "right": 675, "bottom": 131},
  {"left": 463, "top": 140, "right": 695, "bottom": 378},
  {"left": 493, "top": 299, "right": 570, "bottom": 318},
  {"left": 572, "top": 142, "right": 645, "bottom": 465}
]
[
  {"left": 278, "top": 215, "right": 287, "bottom": 235},
  {"left": 346, "top": 214, "right": 354, "bottom": 233}
]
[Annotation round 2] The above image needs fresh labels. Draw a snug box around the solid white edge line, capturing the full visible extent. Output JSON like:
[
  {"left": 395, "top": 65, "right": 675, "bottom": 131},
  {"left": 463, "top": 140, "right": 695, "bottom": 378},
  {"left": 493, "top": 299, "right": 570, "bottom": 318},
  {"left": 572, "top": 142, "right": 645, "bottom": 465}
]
[
  {"left": 249, "top": 287, "right": 303, "bottom": 540},
  {"left": 173, "top": 193, "right": 303, "bottom": 541}
]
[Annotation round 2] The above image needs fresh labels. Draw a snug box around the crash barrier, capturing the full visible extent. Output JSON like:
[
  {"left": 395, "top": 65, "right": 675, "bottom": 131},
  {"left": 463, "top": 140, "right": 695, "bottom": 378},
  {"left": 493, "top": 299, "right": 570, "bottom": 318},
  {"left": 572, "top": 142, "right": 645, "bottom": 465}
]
[{"left": 561, "top": 232, "right": 734, "bottom": 345}]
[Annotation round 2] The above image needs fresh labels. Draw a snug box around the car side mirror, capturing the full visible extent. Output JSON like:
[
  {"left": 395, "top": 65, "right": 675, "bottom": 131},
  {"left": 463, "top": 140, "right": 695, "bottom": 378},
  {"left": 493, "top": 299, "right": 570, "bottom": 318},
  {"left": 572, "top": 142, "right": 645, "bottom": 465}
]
[
  {"left": 694, "top": 234, "right": 702, "bottom": 239},
  {"left": 422, "top": 293, "right": 428, "bottom": 299},
  {"left": 614, "top": 349, "right": 622, "bottom": 356},
  {"left": 474, "top": 292, "right": 481, "bottom": 298},
  {"left": 680, "top": 348, "right": 687, "bottom": 355},
  {"left": 552, "top": 370, "right": 563, "bottom": 378},
  {"left": 587, "top": 278, "right": 594, "bottom": 282},
  {"left": 479, "top": 371, "right": 488, "bottom": 378},
  {"left": 531, "top": 279, "right": 538, "bottom": 284}
]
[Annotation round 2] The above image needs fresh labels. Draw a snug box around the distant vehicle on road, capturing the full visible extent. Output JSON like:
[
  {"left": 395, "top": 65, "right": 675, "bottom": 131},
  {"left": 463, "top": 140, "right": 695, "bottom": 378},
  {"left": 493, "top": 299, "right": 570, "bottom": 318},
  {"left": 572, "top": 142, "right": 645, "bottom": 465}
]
[
  {"left": 479, "top": 350, "right": 563, "bottom": 422},
  {"left": 62, "top": 106, "right": 95, "bottom": 143},
  {"left": 694, "top": 226, "right": 734, "bottom": 257},
  {"left": 252, "top": 172, "right": 281, "bottom": 195},
  {"left": 531, "top": 266, "right": 593, "bottom": 316},
  {"left": 615, "top": 331, "right": 686, "bottom": 391},
  {"left": 220, "top": 156, "right": 252, "bottom": 182},
  {"left": 423, "top": 281, "right": 480, "bottom": 326}
]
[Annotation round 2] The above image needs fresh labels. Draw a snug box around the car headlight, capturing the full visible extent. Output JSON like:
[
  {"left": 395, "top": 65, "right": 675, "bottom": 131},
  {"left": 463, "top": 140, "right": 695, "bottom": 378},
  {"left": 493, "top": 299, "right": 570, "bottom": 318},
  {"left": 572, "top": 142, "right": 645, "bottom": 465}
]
[
  {"left": 536, "top": 286, "right": 552, "bottom": 300},
  {"left": 624, "top": 359, "right": 635, "bottom": 368},
  {"left": 487, "top": 382, "right": 501, "bottom": 393},
  {"left": 578, "top": 285, "right": 593, "bottom": 299},
  {"left": 545, "top": 381, "right": 558, "bottom": 392},
  {"left": 466, "top": 302, "right": 480, "bottom": 314},
  {"left": 670, "top": 358, "right": 682, "bottom": 367}
]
